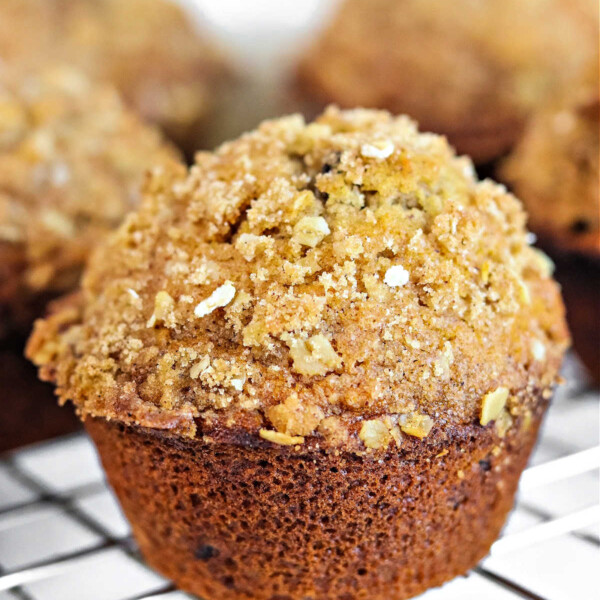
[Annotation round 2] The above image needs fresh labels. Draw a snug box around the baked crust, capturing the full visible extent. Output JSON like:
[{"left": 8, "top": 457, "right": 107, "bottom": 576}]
[{"left": 86, "top": 390, "right": 546, "bottom": 600}]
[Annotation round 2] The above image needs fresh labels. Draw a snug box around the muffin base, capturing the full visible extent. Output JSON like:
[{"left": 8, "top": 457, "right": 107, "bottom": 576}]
[{"left": 86, "top": 396, "right": 545, "bottom": 600}]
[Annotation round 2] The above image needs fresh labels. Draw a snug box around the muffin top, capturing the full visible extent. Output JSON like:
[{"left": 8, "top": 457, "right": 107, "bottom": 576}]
[
  {"left": 0, "top": 65, "right": 179, "bottom": 332},
  {"left": 501, "top": 79, "right": 599, "bottom": 257},
  {"left": 0, "top": 0, "right": 230, "bottom": 150},
  {"left": 28, "top": 108, "right": 568, "bottom": 451},
  {"left": 296, "top": 0, "right": 596, "bottom": 162}
]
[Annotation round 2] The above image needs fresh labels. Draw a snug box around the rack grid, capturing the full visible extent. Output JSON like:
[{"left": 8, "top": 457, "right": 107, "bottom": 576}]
[{"left": 0, "top": 354, "right": 598, "bottom": 600}]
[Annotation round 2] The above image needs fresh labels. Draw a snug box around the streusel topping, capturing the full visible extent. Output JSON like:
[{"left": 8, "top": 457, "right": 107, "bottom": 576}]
[{"left": 28, "top": 107, "right": 568, "bottom": 448}]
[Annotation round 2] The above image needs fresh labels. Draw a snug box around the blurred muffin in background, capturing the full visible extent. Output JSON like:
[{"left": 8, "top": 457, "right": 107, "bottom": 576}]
[
  {"left": 0, "top": 345, "right": 79, "bottom": 452},
  {"left": 501, "top": 71, "right": 599, "bottom": 384},
  {"left": 0, "top": 65, "right": 178, "bottom": 450},
  {"left": 0, "top": 0, "right": 232, "bottom": 154},
  {"left": 295, "top": 0, "right": 597, "bottom": 164},
  {"left": 0, "top": 65, "right": 179, "bottom": 337}
]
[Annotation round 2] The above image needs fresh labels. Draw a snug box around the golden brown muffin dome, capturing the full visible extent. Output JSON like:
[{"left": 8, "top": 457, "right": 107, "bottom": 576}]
[
  {"left": 28, "top": 107, "right": 568, "bottom": 449},
  {"left": 0, "top": 0, "right": 230, "bottom": 153},
  {"left": 295, "top": 0, "right": 597, "bottom": 163},
  {"left": 0, "top": 65, "right": 179, "bottom": 334}
]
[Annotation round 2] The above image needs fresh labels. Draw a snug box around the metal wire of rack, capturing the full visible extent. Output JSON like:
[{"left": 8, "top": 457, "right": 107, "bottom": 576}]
[{"left": 0, "top": 355, "right": 598, "bottom": 600}]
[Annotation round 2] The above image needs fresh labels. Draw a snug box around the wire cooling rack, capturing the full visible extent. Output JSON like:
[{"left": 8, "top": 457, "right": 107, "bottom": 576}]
[{"left": 0, "top": 354, "right": 598, "bottom": 600}]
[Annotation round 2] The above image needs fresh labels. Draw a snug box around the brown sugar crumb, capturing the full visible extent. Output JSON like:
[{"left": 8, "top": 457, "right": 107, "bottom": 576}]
[
  {"left": 267, "top": 395, "right": 324, "bottom": 437},
  {"left": 359, "top": 419, "right": 393, "bottom": 450},
  {"left": 400, "top": 414, "right": 434, "bottom": 439},
  {"left": 27, "top": 107, "right": 568, "bottom": 446},
  {"left": 318, "top": 416, "right": 350, "bottom": 447},
  {"left": 288, "top": 334, "right": 342, "bottom": 377},
  {"left": 495, "top": 409, "right": 513, "bottom": 438}
]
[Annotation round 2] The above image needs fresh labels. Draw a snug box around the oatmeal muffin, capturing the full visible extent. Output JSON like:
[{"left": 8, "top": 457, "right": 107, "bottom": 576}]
[
  {"left": 501, "top": 78, "right": 599, "bottom": 383},
  {"left": 0, "top": 65, "right": 179, "bottom": 336},
  {"left": 295, "top": 0, "right": 597, "bottom": 164},
  {"left": 28, "top": 108, "right": 568, "bottom": 599},
  {"left": 0, "top": 0, "right": 231, "bottom": 154}
]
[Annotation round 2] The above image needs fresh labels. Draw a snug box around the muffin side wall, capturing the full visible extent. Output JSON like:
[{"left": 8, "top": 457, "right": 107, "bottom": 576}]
[{"left": 86, "top": 394, "right": 547, "bottom": 600}]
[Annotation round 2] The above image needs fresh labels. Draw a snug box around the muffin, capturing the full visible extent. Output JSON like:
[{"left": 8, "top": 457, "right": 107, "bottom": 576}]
[
  {"left": 0, "top": 0, "right": 231, "bottom": 154},
  {"left": 0, "top": 65, "right": 178, "bottom": 450},
  {"left": 500, "top": 79, "right": 599, "bottom": 383},
  {"left": 28, "top": 108, "right": 568, "bottom": 599},
  {"left": 295, "top": 0, "right": 597, "bottom": 164},
  {"left": 0, "top": 65, "right": 179, "bottom": 336}
]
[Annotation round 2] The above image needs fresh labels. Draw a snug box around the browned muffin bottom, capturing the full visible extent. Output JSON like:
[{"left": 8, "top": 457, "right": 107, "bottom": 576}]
[
  {"left": 28, "top": 108, "right": 568, "bottom": 599},
  {"left": 0, "top": 0, "right": 231, "bottom": 154},
  {"left": 87, "top": 392, "right": 545, "bottom": 600},
  {"left": 0, "top": 65, "right": 179, "bottom": 337},
  {"left": 295, "top": 0, "right": 597, "bottom": 163}
]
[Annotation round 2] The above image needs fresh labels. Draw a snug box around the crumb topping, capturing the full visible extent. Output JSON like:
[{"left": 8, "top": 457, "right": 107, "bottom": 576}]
[
  {"left": 28, "top": 107, "right": 568, "bottom": 449},
  {"left": 480, "top": 387, "right": 509, "bottom": 426},
  {"left": 384, "top": 265, "right": 409, "bottom": 287},
  {"left": 259, "top": 429, "right": 305, "bottom": 446},
  {"left": 194, "top": 282, "right": 236, "bottom": 318},
  {"left": 0, "top": 66, "right": 179, "bottom": 322}
]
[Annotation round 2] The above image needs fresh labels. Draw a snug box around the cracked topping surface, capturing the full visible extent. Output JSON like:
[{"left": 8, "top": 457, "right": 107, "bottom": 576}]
[
  {"left": 28, "top": 108, "right": 568, "bottom": 449},
  {"left": 501, "top": 76, "right": 600, "bottom": 257},
  {"left": 0, "top": 65, "right": 179, "bottom": 325},
  {"left": 297, "top": 0, "right": 596, "bottom": 152},
  {"left": 0, "top": 0, "right": 229, "bottom": 148}
]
